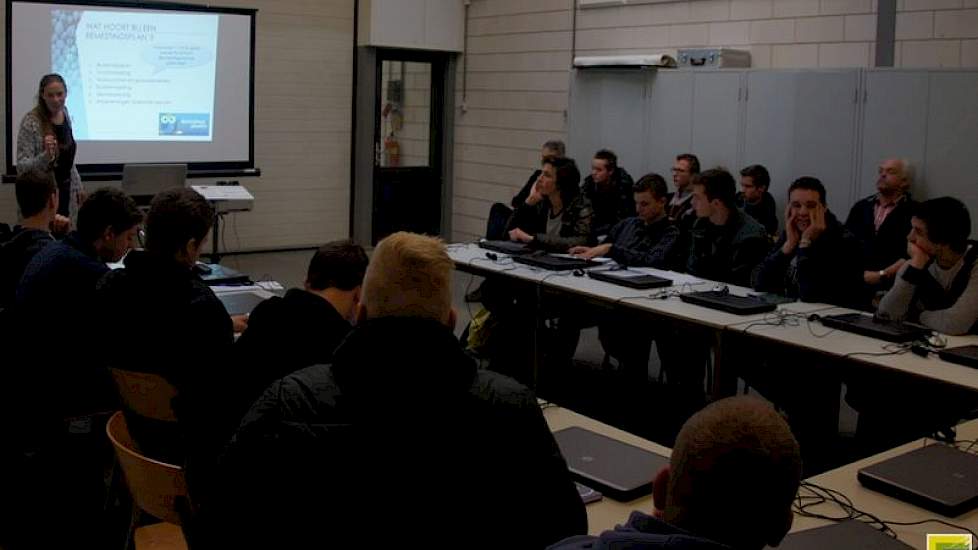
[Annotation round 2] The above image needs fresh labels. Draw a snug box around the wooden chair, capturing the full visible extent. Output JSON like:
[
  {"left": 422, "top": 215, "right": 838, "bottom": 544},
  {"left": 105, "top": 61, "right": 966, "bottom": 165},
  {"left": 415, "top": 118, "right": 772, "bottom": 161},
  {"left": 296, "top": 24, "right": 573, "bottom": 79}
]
[
  {"left": 106, "top": 411, "right": 190, "bottom": 550},
  {"left": 110, "top": 369, "right": 178, "bottom": 422}
]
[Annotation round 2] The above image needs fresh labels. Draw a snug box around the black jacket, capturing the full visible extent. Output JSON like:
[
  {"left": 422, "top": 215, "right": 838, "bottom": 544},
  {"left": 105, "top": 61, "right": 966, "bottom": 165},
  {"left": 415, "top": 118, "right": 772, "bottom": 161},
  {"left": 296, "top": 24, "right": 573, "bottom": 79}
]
[
  {"left": 548, "top": 511, "right": 732, "bottom": 550},
  {"left": 607, "top": 216, "right": 680, "bottom": 269},
  {"left": 0, "top": 226, "right": 53, "bottom": 309},
  {"left": 844, "top": 193, "right": 915, "bottom": 272},
  {"left": 582, "top": 167, "right": 635, "bottom": 238},
  {"left": 234, "top": 288, "right": 352, "bottom": 404},
  {"left": 736, "top": 191, "right": 779, "bottom": 237},
  {"left": 686, "top": 210, "right": 770, "bottom": 287},
  {"left": 205, "top": 317, "right": 587, "bottom": 549},
  {"left": 509, "top": 193, "right": 595, "bottom": 252},
  {"left": 95, "top": 250, "right": 235, "bottom": 498},
  {"left": 753, "top": 211, "right": 864, "bottom": 308}
]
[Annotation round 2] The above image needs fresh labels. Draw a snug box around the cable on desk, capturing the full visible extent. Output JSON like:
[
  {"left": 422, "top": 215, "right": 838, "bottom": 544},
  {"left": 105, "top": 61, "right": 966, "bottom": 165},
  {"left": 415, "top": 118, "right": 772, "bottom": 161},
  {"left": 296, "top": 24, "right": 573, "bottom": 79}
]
[
  {"left": 793, "top": 481, "right": 896, "bottom": 538},
  {"left": 842, "top": 343, "right": 911, "bottom": 359},
  {"left": 741, "top": 311, "right": 808, "bottom": 333}
]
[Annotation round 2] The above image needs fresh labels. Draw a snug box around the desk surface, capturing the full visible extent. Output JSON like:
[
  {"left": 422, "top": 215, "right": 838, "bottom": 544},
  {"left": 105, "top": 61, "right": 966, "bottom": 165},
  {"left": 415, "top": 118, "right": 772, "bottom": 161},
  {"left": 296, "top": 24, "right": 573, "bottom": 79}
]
[
  {"left": 449, "top": 243, "right": 835, "bottom": 330},
  {"left": 542, "top": 402, "right": 669, "bottom": 535},
  {"left": 730, "top": 307, "right": 978, "bottom": 391},
  {"left": 547, "top": 402, "right": 978, "bottom": 548},
  {"left": 796, "top": 419, "right": 978, "bottom": 549}
]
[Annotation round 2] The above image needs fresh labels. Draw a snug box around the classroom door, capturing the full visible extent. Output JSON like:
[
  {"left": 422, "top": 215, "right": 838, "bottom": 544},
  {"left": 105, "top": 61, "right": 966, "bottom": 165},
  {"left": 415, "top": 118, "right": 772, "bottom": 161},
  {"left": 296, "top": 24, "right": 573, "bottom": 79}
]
[{"left": 371, "top": 51, "right": 446, "bottom": 244}]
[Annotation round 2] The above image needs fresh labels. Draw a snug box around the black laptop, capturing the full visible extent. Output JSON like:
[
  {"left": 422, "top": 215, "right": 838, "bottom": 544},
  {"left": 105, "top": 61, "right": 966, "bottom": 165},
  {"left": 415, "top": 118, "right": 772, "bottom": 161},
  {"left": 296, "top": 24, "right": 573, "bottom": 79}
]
[
  {"left": 513, "top": 253, "right": 597, "bottom": 271},
  {"left": 477, "top": 239, "right": 531, "bottom": 255},
  {"left": 679, "top": 290, "right": 778, "bottom": 315},
  {"left": 819, "top": 313, "right": 930, "bottom": 343},
  {"left": 857, "top": 444, "right": 978, "bottom": 517},
  {"left": 770, "top": 521, "right": 913, "bottom": 550},
  {"left": 588, "top": 269, "right": 673, "bottom": 289},
  {"left": 553, "top": 426, "right": 669, "bottom": 501},
  {"left": 938, "top": 345, "right": 978, "bottom": 369}
]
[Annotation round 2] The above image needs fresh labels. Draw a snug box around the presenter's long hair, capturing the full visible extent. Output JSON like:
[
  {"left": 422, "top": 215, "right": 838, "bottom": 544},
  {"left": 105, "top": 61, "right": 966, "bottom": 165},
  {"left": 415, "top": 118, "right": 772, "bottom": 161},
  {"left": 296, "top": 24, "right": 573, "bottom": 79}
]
[{"left": 32, "top": 73, "right": 68, "bottom": 137}]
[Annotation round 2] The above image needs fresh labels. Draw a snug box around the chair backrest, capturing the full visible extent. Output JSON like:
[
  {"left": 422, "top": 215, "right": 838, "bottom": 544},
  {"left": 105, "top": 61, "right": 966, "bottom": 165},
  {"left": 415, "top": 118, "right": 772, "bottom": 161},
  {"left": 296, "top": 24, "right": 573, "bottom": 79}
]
[
  {"left": 106, "top": 411, "right": 187, "bottom": 525},
  {"left": 110, "top": 368, "right": 179, "bottom": 422}
]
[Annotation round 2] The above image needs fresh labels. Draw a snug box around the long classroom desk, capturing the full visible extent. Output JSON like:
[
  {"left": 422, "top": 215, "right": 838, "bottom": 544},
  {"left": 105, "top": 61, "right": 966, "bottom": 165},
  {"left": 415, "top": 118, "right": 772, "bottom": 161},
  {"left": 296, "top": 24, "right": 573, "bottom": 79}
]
[
  {"left": 546, "top": 401, "right": 978, "bottom": 548},
  {"left": 449, "top": 242, "right": 837, "bottom": 394},
  {"left": 794, "top": 418, "right": 978, "bottom": 549},
  {"left": 726, "top": 307, "right": 978, "bottom": 392}
]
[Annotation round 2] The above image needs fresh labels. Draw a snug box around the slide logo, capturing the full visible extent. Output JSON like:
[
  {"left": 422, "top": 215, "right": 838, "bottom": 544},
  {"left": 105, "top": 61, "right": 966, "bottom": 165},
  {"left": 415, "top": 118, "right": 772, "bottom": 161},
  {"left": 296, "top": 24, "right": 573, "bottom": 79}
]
[
  {"left": 928, "top": 534, "right": 973, "bottom": 550},
  {"left": 159, "top": 113, "right": 211, "bottom": 137}
]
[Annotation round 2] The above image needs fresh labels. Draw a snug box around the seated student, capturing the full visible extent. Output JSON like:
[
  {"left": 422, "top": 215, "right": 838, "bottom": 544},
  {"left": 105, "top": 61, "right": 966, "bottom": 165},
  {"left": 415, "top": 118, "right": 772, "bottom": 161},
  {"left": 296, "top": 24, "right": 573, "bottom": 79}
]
[
  {"left": 550, "top": 396, "right": 801, "bottom": 550},
  {"left": 570, "top": 174, "right": 679, "bottom": 381},
  {"left": 484, "top": 140, "right": 565, "bottom": 241},
  {"left": 205, "top": 232, "right": 587, "bottom": 548},
  {"left": 877, "top": 197, "right": 978, "bottom": 335},
  {"left": 508, "top": 156, "right": 593, "bottom": 252},
  {"left": 0, "top": 169, "right": 58, "bottom": 309},
  {"left": 845, "top": 158, "right": 916, "bottom": 302},
  {"left": 16, "top": 187, "right": 141, "bottom": 414},
  {"left": 235, "top": 239, "right": 368, "bottom": 400},
  {"left": 667, "top": 153, "right": 699, "bottom": 223},
  {"left": 569, "top": 173, "right": 678, "bottom": 267},
  {"left": 95, "top": 188, "right": 235, "bottom": 500},
  {"left": 753, "top": 177, "right": 863, "bottom": 307},
  {"left": 848, "top": 197, "right": 978, "bottom": 454},
  {"left": 686, "top": 168, "right": 770, "bottom": 287},
  {"left": 581, "top": 149, "right": 635, "bottom": 238},
  {"left": 737, "top": 164, "right": 779, "bottom": 237}
]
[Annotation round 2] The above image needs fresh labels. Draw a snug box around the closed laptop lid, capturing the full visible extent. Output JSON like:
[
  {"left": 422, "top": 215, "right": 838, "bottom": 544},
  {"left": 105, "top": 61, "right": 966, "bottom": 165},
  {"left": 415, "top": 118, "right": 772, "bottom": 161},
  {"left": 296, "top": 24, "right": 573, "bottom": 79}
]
[
  {"left": 858, "top": 444, "right": 978, "bottom": 513},
  {"left": 553, "top": 426, "right": 668, "bottom": 500},
  {"left": 771, "top": 521, "right": 913, "bottom": 550},
  {"left": 513, "top": 254, "right": 595, "bottom": 271},
  {"left": 588, "top": 269, "right": 673, "bottom": 289},
  {"left": 938, "top": 345, "right": 978, "bottom": 368},
  {"left": 122, "top": 163, "right": 187, "bottom": 197}
]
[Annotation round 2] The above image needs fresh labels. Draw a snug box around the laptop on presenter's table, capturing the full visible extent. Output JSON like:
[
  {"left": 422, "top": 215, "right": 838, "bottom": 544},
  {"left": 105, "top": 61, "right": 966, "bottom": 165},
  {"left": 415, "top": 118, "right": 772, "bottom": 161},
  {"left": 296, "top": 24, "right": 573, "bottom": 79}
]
[
  {"left": 121, "top": 163, "right": 187, "bottom": 203},
  {"left": 857, "top": 443, "right": 978, "bottom": 517},
  {"left": 819, "top": 312, "right": 930, "bottom": 343},
  {"left": 679, "top": 290, "right": 777, "bottom": 315},
  {"left": 587, "top": 268, "right": 673, "bottom": 290},
  {"left": 770, "top": 520, "right": 913, "bottom": 550},
  {"left": 938, "top": 345, "right": 978, "bottom": 369},
  {"left": 553, "top": 426, "right": 669, "bottom": 501},
  {"left": 512, "top": 253, "right": 597, "bottom": 272},
  {"left": 477, "top": 239, "right": 531, "bottom": 255}
]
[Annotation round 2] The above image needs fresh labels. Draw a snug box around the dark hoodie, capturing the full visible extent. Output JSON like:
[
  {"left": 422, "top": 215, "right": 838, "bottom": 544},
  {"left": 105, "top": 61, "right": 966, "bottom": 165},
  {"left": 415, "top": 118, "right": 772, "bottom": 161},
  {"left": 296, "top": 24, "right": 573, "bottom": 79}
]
[
  {"left": 548, "top": 511, "right": 732, "bottom": 550},
  {"left": 0, "top": 226, "right": 53, "bottom": 309},
  {"left": 204, "top": 317, "right": 587, "bottom": 549},
  {"left": 582, "top": 167, "right": 636, "bottom": 238}
]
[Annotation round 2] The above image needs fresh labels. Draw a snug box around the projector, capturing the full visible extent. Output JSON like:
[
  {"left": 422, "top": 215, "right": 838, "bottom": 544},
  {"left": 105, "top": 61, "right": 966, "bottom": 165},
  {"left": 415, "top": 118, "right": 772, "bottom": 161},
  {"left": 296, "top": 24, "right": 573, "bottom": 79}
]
[{"left": 191, "top": 185, "right": 254, "bottom": 212}]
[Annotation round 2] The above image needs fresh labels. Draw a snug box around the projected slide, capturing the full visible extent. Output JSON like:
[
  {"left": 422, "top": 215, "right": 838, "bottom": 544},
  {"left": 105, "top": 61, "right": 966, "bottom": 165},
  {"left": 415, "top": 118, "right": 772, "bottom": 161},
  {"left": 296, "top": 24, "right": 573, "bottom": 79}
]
[{"left": 52, "top": 9, "right": 219, "bottom": 141}]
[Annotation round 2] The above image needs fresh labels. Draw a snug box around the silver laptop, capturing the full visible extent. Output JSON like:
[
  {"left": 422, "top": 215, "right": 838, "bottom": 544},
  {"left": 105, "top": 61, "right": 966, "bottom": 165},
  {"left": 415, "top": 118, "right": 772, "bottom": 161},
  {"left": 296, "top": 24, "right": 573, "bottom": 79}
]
[
  {"left": 121, "top": 163, "right": 187, "bottom": 197},
  {"left": 553, "top": 426, "right": 669, "bottom": 501},
  {"left": 217, "top": 291, "right": 269, "bottom": 316}
]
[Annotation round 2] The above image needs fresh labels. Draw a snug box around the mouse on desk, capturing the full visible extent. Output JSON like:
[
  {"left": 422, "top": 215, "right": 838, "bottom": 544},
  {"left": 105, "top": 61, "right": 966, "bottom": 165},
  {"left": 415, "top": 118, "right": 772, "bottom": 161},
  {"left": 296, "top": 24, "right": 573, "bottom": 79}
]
[
  {"left": 485, "top": 252, "right": 499, "bottom": 261},
  {"left": 572, "top": 268, "right": 585, "bottom": 277}
]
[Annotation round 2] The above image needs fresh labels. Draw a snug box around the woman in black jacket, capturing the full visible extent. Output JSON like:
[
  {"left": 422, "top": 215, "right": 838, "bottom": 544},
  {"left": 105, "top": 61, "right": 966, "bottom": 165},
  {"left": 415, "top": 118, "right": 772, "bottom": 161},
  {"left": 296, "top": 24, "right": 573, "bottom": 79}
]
[{"left": 507, "top": 156, "right": 593, "bottom": 252}]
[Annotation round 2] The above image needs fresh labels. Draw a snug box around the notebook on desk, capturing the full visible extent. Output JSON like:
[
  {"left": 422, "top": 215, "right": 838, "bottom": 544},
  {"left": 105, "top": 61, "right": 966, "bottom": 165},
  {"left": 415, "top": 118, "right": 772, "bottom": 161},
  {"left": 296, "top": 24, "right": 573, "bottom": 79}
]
[
  {"left": 679, "top": 290, "right": 777, "bottom": 315},
  {"left": 938, "top": 345, "right": 978, "bottom": 369},
  {"left": 588, "top": 268, "right": 673, "bottom": 289},
  {"left": 477, "top": 239, "right": 531, "bottom": 255},
  {"left": 512, "top": 253, "right": 597, "bottom": 271},
  {"left": 553, "top": 426, "right": 669, "bottom": 501},
  {"left": 771, "top": 520, "right": 912, "bottom": 550},
  {"left": 857, "top": 443, "right": 978, "bottom": 517},
  {"left": 819, "top": 313, "right": 930, "bottom": 343}
]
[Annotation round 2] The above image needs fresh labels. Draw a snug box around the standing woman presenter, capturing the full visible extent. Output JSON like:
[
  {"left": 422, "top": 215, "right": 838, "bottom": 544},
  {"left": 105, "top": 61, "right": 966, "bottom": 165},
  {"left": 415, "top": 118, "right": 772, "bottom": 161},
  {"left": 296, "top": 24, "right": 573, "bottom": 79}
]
[{"left": 16, "top": 73, "right": 78, "bottom": 233}]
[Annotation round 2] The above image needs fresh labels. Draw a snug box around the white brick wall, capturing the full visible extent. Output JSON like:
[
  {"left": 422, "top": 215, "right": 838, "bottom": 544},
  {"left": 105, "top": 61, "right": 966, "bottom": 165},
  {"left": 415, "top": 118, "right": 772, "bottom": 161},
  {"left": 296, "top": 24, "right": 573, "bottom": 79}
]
[{"left": 450, "top": 0, "right": 978, "bottom": 241}]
